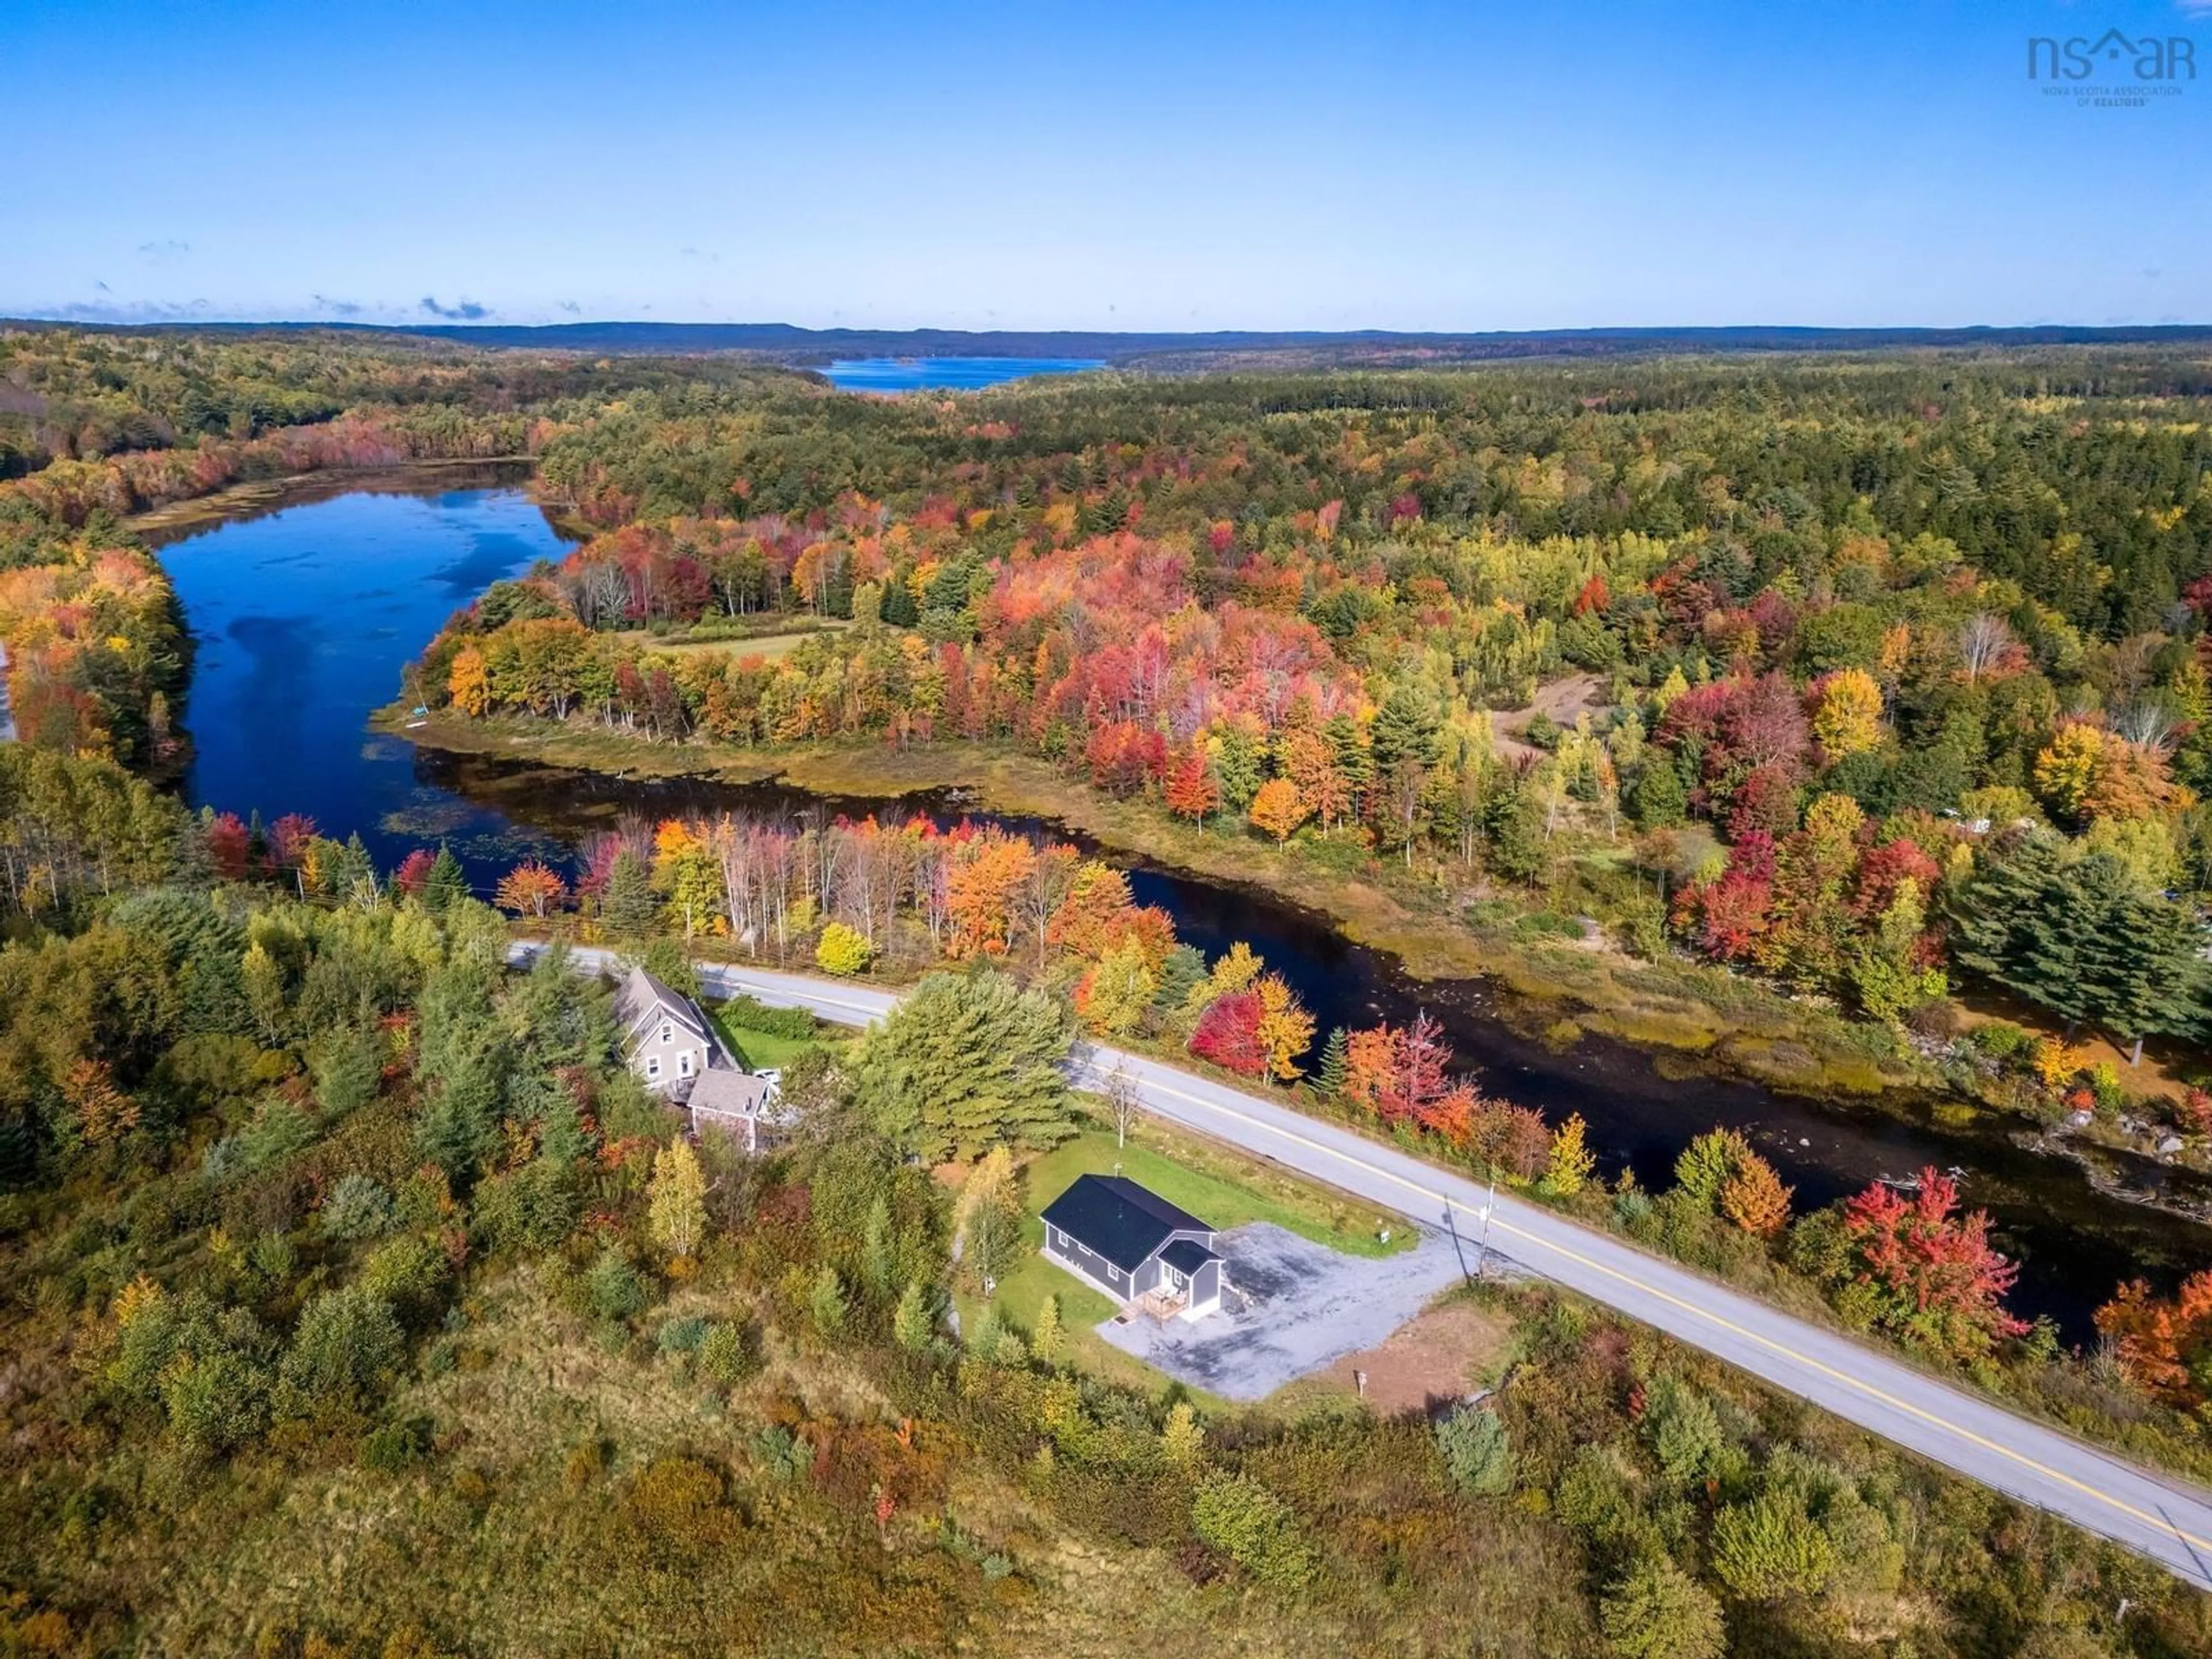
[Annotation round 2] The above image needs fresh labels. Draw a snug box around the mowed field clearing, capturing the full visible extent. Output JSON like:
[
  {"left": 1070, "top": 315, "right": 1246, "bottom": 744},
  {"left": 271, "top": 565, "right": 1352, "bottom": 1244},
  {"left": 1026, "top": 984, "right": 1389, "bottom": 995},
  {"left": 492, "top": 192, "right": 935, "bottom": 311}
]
[{"left": 619, "top": 620, "right": 849, "bottom": 662}]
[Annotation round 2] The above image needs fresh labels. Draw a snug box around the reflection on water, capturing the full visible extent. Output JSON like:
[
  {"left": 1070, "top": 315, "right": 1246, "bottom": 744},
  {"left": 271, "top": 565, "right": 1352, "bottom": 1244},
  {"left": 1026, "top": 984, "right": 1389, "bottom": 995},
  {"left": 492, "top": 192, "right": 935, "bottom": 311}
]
[
  {"left": 157, "top": 472, "right": 581, "bottom": 875},
  {"left": 153, "top": 481, "right": 2211, "bottom": 1340}
]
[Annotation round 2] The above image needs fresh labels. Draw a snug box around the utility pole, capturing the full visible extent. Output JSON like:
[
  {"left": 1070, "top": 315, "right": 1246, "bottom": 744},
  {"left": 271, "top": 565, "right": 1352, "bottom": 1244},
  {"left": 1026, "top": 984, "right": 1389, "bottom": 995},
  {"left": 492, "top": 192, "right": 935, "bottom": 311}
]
[{"left": 1473, "top": 1175, "right": 1497, "bottom": 1281}]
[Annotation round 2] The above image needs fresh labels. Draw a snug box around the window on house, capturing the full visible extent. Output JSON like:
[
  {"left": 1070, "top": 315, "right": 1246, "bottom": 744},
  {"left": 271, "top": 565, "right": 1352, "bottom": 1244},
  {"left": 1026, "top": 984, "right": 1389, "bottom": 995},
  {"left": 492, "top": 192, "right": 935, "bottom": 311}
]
[
  {"left": 679, "top": 1052, "right": 693, "bottom": 1078},
  {"left": 660, "top": 1021, "right": 672, "bottom": 1044},
  {"left": 647, "top": 1056, "right": 661, "bottom": 1078}
]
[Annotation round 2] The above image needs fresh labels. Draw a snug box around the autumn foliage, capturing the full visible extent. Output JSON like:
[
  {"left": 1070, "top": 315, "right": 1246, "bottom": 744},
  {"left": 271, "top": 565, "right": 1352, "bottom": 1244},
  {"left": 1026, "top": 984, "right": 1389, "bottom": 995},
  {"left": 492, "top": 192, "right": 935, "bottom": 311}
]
[{"left": 1834, "top": 1168, "right": 2028, "bottom": 1360}]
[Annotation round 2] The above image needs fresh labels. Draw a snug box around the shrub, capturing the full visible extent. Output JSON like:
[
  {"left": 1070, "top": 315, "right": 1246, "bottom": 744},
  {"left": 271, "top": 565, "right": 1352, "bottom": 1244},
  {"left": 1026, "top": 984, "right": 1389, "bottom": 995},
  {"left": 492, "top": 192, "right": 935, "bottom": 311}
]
[
  {"left": 1642, "top": 1375, "right": 1729, "bottom": 1488},
  {"left": 279, "top": 1287, "right": 406, "bottom": 1418},
  {"left": 1711, "top": 1490, "right": 1835, "bottom": 1601},
  {"left": 473, "top": 1159, "right": 581, "bottom": 1254},
  {"left": 361, "top": 1234, "right": 449, "bottom": 1313},
  {"left": 586, "top": 1246, "right": 647, "bottom": 1324},
  {"left": 320, "top": 1174, "right": 394, "bottom": 1243},
  {"left": 814, "top": 921, "right": 873, "bottom": 976},
  {"left": 1191, "top": 1472, "right": 1315, "bottom": 1590},
  {"left": 657, "top": 1314, "right": 709, "bottom": 1354},
  {"left": 1597, "top": 1556, "right": 1725, "bottom": 1659},
  {"left": 362, "top": 1415, "right": 435, "bottom": 1473},
  {"left": 698, "top": 1320, "right": 759, "bottom": 1385},
  {"left": 1434, "top": 1403, "right": 1513, "bottom": 1497},
  {"left": 719, "top": 994, "right": 815, "bottom": 1041}
]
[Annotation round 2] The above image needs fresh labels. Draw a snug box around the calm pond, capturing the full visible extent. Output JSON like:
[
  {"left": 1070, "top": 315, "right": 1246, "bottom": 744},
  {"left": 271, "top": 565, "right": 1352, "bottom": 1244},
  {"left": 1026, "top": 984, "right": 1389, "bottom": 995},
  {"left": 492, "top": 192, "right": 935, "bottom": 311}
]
[
  {"left": 150, "top": 477, "right": 2210, "bottom": 1338},
  {"left": 820, "top": 357, "right": 1104, "bottom": 393}
]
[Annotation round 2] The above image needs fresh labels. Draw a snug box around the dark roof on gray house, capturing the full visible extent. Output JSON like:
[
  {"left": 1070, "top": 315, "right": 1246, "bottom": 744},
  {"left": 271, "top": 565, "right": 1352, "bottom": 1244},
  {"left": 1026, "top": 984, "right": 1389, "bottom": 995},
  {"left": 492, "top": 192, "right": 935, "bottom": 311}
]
[
  {"left": 1158, "top": 1237, "right": 1219, "bottom": 1275},
  {"left": 1039, "top": 1174, "right": 1213, "bottom": 1273}
]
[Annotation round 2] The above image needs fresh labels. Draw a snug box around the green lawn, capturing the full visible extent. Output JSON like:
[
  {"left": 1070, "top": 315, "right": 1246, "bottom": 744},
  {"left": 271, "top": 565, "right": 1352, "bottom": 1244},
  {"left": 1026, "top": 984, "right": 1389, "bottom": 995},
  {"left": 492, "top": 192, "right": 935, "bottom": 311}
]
[
  {"left": 954, "top": 1120, "right": 1412, "bottom": 1401},
  {"left": 1028, "top": 1122, "right": 1416, "bottom": 1260},
  {"left": 705, "top": 1004, "right": 821, "bottom": 1070}
]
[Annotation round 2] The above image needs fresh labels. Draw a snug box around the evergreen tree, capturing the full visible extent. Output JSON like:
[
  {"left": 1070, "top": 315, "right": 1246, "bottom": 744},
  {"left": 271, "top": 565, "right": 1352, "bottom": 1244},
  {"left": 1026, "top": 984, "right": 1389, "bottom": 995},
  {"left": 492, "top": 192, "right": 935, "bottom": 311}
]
[
  {"left": 1630, "top": 760, "right": 1688, "bottom": 828},
  {"left": 1370, "top": 685, "right": 1443, "bottom": 779},
  {"left": 423, "top": 845, "right": 468, "bottom": 914},
  {"left": 852, "top": 971, "right": 1074, "bottom": 1162},
  {"left": 1324, "top": 711, "right": 1373, "bottom": 813},
  {"left": 1949, "top": 838, "right": 2206, "bottom": 1052},
  {"left": 880, "top": 577, "right": 919, "bottom": 627},
  {"left": 601, "top": 849, "right": 656, "bottom": 936},
  {"left": 892, "top": 1279, "right": 935, "bottom": 1352},
  {"left": 313, "top": 1024, "right": 383, "bottom": 1118},
  {"left": 1314, "top": 1027, "right": 1350, "bottom": 1098}
]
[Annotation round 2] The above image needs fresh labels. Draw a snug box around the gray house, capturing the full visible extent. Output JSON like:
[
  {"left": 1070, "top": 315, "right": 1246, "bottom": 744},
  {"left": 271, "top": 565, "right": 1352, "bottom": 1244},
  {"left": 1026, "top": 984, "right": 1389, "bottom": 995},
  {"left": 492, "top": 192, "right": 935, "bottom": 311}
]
[
  {"left": 613, "top": 966, "right": 726, "bottom": 1094},
  {"left": 612, "top": 965, "right": 788, "bottom": 1149},
  {"left": 1040, "top": 1173, "right": 1224, "bottom": 1320},
  {"left": 685, "top": 1067, "right": 787, "bottom": 1153}
]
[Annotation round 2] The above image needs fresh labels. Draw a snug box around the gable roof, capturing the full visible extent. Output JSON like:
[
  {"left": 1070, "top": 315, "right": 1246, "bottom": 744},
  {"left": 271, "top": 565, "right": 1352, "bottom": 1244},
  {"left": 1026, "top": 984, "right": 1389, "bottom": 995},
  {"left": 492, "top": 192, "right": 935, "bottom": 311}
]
[
  {"left": 1039, "top": 1174, "right": 1213, "bottom": 1274},
  {"left": 613, "top": 966, "right": 710, "bottom": 1045},
  {"left": 1158, "top": 1237, "right": 1219, "bottom": 1275},
  {"left": 688, "top": 1068, "right": 776, "bottom": 1120}
]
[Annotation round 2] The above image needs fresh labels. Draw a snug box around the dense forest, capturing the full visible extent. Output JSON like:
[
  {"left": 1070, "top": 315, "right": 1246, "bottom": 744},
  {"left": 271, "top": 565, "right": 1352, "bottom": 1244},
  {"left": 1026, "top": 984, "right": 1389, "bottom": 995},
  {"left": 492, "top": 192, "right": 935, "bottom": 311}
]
[
  {"left": 400, "top": 349, "right": 2212, "bottom": 1116},
  {"left": 2, "top": 753, "right": 2209, "bottom": 1656},
  {"left": 7, "top": 329, "right": 2212, "bottom": 1653},
  {"left": 0, "top": 328, "right": 796, "bottom": 762}
]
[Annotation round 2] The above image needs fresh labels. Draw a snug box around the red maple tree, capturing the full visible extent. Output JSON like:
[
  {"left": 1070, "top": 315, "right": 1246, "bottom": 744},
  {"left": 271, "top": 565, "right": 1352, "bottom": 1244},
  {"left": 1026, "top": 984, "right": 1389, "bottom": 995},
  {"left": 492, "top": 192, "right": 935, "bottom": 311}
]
[{"left": 1839, "top": 1167, "right": 2027, "bottom": 1359}]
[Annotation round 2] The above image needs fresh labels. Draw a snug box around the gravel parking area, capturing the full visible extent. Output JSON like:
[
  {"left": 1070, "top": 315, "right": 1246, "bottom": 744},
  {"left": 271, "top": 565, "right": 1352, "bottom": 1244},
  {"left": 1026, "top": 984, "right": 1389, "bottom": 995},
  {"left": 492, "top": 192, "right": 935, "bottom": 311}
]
[{"left": 1094, "top": 1221, "right": 1478, "bottom": 1400}]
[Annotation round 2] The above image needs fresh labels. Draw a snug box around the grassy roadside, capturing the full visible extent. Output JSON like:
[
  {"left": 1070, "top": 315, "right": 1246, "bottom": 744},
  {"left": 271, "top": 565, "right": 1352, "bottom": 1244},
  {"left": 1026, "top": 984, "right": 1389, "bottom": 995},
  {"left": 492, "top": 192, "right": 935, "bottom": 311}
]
[{"left": 1031, "top": 1119, "right": 1416, "bottom": 1261}]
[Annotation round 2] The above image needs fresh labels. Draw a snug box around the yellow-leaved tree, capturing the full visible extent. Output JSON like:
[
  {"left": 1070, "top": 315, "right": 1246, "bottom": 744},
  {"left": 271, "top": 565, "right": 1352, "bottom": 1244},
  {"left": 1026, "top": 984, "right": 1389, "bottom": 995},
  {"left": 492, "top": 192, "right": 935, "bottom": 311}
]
[
  {"left": 1810, "top": 668, "right": 1883, "bottom": 759},
  {"left": 647, "top": 1140, "right": 707, "bottom": 1266}
]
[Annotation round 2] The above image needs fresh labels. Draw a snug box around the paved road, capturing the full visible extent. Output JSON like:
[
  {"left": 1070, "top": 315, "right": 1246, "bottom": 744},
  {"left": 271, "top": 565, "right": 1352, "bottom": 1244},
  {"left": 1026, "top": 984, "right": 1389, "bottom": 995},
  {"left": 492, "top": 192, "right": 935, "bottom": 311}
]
[{"left": 520, "top": 942, "right": 2212, "bottom": 1589}]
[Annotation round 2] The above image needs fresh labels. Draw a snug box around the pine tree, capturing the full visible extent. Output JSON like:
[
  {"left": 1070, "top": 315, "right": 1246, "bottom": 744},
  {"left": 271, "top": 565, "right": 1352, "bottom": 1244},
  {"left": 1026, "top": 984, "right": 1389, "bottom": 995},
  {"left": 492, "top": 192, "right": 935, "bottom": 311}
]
[
  {"left": 1370, "top": 685, "right": 1442, "bottom": 779},
  {"left": 810, "top": 1266, "right": 848, "bottom": 1336},
  {"left": 601, "top": 848, "right": 656, "bottom": 936},
  {"left": 423, "top": 845, "right": 468, "bottom": 914},
  {"left": 1314, "top": 1027, "right": 1350, "bottom": 1098},
  {"left": 313, "top": 1024, "right": 383, "bottom": 1118},
  {"left": 1950, "top": 838, "right": 2206, "bottom": 1051},
  {"left": 1032, "top": 1294, "right": 1063, "bottom": 1365},
  {"left": 893, "top": 1279, "right": 935, "bottom": 1352},
  {"left": 853, "top": 971, "right": 1074, "bottom": 1161},
  {"left": 861, "top": 1194, "right": 895, "bottom": 1296}
]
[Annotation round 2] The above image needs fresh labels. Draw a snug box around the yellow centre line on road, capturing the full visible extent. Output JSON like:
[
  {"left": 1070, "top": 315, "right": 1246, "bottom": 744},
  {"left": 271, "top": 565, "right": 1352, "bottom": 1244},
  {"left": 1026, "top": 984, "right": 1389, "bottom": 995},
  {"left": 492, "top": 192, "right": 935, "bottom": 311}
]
[
  {"left": 714, "top": 974, "right": 2211, "bottom": 1566},
  {"left": 1122, "top": 1065, "right": 2212, "bottom": 1563}
]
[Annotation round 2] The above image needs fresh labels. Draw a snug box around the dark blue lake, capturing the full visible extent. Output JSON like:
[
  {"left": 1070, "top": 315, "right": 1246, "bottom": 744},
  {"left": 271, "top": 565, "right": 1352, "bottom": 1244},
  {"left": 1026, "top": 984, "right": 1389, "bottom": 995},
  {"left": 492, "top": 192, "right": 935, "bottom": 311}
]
[
  {"left": 821, "top": 357, "right": 1104, "bottom": 393},
  {"left": 153, "top": 469, "right": 583, "bottom": 874},
  {"left": 143, "top": 474, "right": 2210, "bottom": 1337}
]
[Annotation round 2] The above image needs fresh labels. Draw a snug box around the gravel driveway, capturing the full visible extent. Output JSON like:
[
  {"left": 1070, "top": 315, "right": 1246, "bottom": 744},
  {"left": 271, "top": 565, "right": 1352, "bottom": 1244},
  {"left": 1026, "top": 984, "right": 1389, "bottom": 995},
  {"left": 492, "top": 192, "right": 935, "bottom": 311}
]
[{"left": 1094, "top": 1221, "right": 1477, "bottom": 1400}]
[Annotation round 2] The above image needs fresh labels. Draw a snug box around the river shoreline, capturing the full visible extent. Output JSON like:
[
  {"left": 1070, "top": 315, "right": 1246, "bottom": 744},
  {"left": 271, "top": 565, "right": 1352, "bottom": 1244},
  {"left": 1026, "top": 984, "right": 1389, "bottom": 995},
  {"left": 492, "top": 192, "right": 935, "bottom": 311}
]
[
  {"left": 125, "top": 456, "right": 539, "bottom": 547},
  {"left": 384, "top": 704, "right": 2212, "bottom": 1238},
  {"left": 122, "top": 468, "right": 2206, "bottom": 1339}
]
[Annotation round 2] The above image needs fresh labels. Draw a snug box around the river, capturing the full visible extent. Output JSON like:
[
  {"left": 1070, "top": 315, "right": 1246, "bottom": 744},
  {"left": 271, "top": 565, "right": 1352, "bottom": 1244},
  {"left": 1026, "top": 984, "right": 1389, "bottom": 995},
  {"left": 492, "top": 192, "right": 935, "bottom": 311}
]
[{"left": 148, "top": 475, "right": 2210, "bottom": 1338}]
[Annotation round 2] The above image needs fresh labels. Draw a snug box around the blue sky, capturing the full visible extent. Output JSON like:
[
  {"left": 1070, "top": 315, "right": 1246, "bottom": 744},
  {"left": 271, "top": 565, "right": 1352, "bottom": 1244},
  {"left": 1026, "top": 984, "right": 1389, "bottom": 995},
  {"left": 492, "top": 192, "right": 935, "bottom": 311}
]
[{"left": 4, "top": 0, "right": 2209, "bottom": 331}]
